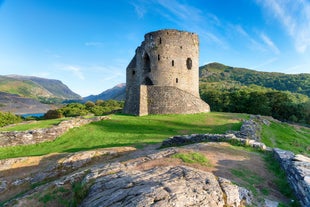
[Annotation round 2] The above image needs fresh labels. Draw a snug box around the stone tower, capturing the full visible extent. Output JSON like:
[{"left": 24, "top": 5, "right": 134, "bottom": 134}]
[{"left": 123, "top": 29, "right": 210, "bottom": 116}]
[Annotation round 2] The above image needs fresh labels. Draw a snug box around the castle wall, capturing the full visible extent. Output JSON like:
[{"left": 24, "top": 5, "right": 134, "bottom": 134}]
[
  {"left": 124, "top": 29, "right": 210, "bottom": 116},
  {"left": 146, "top": 86, "right": 210, "bottom": 115}
]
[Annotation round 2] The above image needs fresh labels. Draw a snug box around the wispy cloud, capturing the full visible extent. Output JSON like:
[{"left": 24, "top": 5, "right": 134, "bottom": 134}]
[
  {"left": 252, "top": 57, "right": 278, "bottom": 69},
  {"left": 131, "top": 2, "right": 147, "bottom": 18},
  {"left": 152, "top": 0, "right": 228, "bottom": 48},
  {"left": 260, "top": 33, "right": 280, "bottom": 54},
  {"left": 156, "top": 0, "right": 202, "bottom": 22},
  {"left": 61, "top": 65, "right": 85, "bottom": 80},
  {"left": 85, "top": 42, "right": 103, "bottom": 47},
  {"left": 230, "top": 24, "right": 266, "bottom": 52},
  {"left": 257, "top": 0, "right": 310, "bottom": 53}
]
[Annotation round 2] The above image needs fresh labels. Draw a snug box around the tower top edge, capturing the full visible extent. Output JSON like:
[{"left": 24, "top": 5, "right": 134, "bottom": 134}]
[{"left": 144, "top": 29, "right": 198, "bottom": 38}]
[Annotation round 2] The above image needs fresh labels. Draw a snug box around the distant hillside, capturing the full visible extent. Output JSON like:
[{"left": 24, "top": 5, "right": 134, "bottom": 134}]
[
  {"left": 0, "top": 91, "right": 52, "bottom": 114},
  {"left": 83, "top": 83, "right": 126, "bottom": 102},
  {"left": 0, "top": 75, "right": 81, "bottom": 102},
  {"left": 199, "top": 62, "right": 310, "bottom": 97},
  {"left": 6, "top": 75, "right": 81, "bottom": 100}
]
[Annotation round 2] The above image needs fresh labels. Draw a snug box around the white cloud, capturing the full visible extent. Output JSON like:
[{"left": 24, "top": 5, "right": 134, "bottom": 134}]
[
  {"left": 260, "top": 33, "right": 280, "bottom": 54},
  {"left": 62, "top": 65, "right": 85, "bottom": 80},
  {"left": 257, "top": 0, "right": 310, "bottom": 53},
  {"left": 156, "top": 0, "right": 202, "bottom": 22},
  {"left": 131, "top": 2, "right": 147, "bottom": 18},
  {"left": 230, "top": 24, "right": 266, "bottom": 52}
]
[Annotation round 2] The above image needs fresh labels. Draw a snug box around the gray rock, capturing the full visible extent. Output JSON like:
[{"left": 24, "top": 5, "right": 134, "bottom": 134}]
[
  {"left": 218, "top": 177, "right": 252, "bottom": 206},
  {"left": 81, "top": 166, "right": 252, "bottom": 207},
  {"left": 0, "top": 179, "right": 7, "bottom": 193}
]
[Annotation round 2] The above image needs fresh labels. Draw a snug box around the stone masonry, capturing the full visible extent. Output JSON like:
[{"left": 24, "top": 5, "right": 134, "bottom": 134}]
[{"left": 123, "top": 29, "right": 210, "bottom": 116}]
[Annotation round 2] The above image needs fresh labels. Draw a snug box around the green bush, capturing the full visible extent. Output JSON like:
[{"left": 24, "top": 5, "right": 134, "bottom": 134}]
[
  {"left": 0, "top": 111, "right": 22, "bottom": 127},
  {"left": 44, "top": 110, "right": 63, "bottom": 119},
  {"left": 55, "top": 100, "right": 124, "bottom": 117}
]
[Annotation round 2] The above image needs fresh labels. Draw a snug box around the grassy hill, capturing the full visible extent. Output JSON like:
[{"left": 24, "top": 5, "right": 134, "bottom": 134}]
[
  {"left": 0, "top": 76, "right": 51, "bottom": 98},
  {"left": 0, "top": 75, "right": 81, "bottom": 103},
  {"left": 200, "top": 62, "right": 310, "bottom": 97},
  {"left": 199, "top": 63, "right": 310, "bottom": 124}
]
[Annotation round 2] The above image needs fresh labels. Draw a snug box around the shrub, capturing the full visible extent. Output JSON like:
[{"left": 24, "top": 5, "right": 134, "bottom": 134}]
[
  {"left": 44, "top": 110, "right": 63, "bottom": 119},
  {"left": 0, "top": 111, "right": 22, "bottom": 127}
]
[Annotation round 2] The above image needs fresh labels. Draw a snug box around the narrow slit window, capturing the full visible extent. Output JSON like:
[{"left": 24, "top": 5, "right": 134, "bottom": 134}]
[
  {"left": 186, "top": 58, "right": 192, "bottom": 70},
  {"left": 159, "top": 37, "right": 162, "bottom": 44},
  {"left": 176, "top": 78, "right": 178, "bottom": 83},
  {"left": 172, "top": 60, "right": 174, "bottom": 67},
  {"left": 158, "top": 54, "right": 160, "bottom": 61}
]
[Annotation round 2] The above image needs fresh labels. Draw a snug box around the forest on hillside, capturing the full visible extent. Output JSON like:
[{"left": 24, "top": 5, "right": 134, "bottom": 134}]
[{"left": 199, "top": 63, "right": 310, "bottom": 124}]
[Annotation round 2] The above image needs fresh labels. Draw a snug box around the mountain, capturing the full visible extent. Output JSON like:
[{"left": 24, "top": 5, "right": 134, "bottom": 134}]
[
  {"left": 83, "top": 83, "right": 126, "bottom": 102},
  {"left": 5, "top": 75, "right": 81, "bottom": 100},
  {"left": 0, "top": 91, "right": 52, "bottom": 114},
  {"left": 0, "top": 75, "right": 81, "bottom": 102},
  {"left": 199, "top": 62, "right": 310, "bottom": 97}
]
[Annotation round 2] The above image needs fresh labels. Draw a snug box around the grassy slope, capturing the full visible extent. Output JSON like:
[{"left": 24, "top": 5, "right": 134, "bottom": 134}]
[
  {"left": 0, "top": 112, "right": 246, "bottom": 159},
  {"left": 0, "top": 76, "right": 43, "bottom": 98},
  {"left": 262, "top": 121, "right": 310, "bottom": 156},
  {"left": 0, "top": 118, "right": 68, "bottom": 132}
]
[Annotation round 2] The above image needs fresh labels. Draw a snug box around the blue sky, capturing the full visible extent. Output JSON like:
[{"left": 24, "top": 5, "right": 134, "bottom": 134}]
[{"left": 0, "top": 0, "right": 309, "bottom": 96}]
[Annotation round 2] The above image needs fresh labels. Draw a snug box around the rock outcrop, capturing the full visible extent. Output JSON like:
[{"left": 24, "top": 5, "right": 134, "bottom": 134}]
[
  {"left": 81, "top": 165, "right": 251, "bottom": 207},
  {"left": 2, "top": 147, "right": 252, "bottom": 207}
]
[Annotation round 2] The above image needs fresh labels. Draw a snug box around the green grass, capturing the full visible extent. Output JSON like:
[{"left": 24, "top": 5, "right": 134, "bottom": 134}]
[
  {"left": 261, "top": 121, "right": 310, "bottom": 156},
  {"left": 0, "top": 112, "right": 245, "bottom": 159},
  {"left": 0, "top": 118, "right": 68, "bottom": 132},
  {"left": 172, "top": 152, "right": 212, "bottom": 166},
  {"left": 230, "top": 168, "right": 263, "bottom": 196},
  {"left": 263, "top": 152, "right": 300, "bottom": 207}
]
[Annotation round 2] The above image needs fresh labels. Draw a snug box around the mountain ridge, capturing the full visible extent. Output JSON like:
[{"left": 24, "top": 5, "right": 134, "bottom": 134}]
[{"left": 5, "top": 75, "right": 81, "bottom": 100}]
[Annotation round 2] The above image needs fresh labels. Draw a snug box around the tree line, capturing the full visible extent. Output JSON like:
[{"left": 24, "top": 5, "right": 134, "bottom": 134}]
[
  {"left": 44, "top": 100, "right": 124, "bottom": 119},
  {"left": 200, "top": 84, "right": 310, "bottom": 125}
]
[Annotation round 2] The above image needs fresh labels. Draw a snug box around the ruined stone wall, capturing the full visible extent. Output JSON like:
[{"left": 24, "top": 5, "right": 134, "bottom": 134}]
[
  {"left": 123, "top": 29, "right": 210, "bottom": 116},
  {"left": 273, "top": 148, "right": 310, "bottom": 207},
  {"left": 0, "top": 116, "right": 108, "bottom": 147}
]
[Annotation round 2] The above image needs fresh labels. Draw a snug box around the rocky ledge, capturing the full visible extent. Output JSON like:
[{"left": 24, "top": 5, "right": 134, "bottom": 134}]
[{"left": 2, "top": 146, "right": 252, "bottom": 207}]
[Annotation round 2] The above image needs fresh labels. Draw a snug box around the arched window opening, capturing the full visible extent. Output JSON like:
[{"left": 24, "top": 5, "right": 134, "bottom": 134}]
[
  {"left": 143, "top": 53, "right": 151, "bottom": 73},
  {"left": 158, "top": 54, "right": 160, "bottom": 61},
  {"left": 176, "top": 78, "right": 178, "bottom": 83},
  {"left": 186, "top": 58, "right": 192, "bottom": 70},
  {"left": 150, "top": 34, "right": 153, "bottom": 40},
  {"left": 172, "top": 60, "right": 174, "bottom": 67},
  {"left": 143, "top": 77, "right": 154, "bottom": 85},
  {"left": 132, "top": 70, "right": 136, "bottom": 75}
]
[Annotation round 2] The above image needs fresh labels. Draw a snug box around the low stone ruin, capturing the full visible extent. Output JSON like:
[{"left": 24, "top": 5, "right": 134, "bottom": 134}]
[
  {"left": 274, "top": 148, "right": 310, "bottom": 207},
  {"left": 0, "top": 116, "right": 109, "bottom": 147}
]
